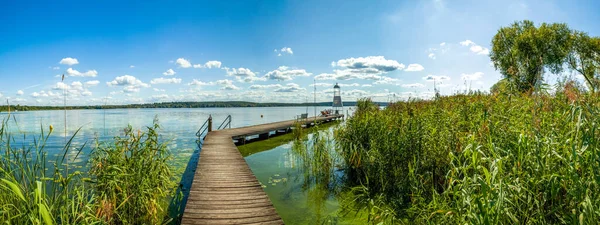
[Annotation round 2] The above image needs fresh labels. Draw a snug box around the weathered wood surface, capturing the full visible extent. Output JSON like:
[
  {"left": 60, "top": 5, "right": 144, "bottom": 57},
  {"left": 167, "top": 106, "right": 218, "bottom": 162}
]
[{"left": 181, "top": 115, "right": 342, "bottom": 225}]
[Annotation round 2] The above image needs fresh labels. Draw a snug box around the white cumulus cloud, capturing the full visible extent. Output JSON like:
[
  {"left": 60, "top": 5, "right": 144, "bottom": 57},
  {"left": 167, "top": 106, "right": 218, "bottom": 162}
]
[
  {"left": 107, "top": 75, "right": 150, "bottom": 87},
  {"left": 461, "top": 72, "right": 483, "bottom": 81},
  {"left": 249, "top": 84, "right": 283, "bottom": 89},
  {"left": 163, "top": 69, "right": 176, "bottom": 76},
  {"left": 459, "top": 40, "right": 489, "bottom": 55},
  {"left": 422, "top": 75, "right": 451, "bottom": 82},
  {"left": 50, "top": 81, "right": 93, "bottom": 97},
  {"left": 204, "top": 61, "right": 222, "bottom": 69},
  {"left": 405, "top": 64, "right": 424, "bottom": 72},
  {"left": 401, "top": 83, "right": 425, "bottom": 88},
  {"left": 274, "top": 83, "right": 305, "bottom": 92},
  {"left": 373, "top": 77, "right": 400, "bottom": 85},
  {"left": 66, "top": 68, "right": 98, "bottom": 77},
  {"left": 339, "top": 83, "right": 360, "bottom": 87},
  {"left": 334, "top": 56, "right": 405, "bottom": 72},
  {"left": 460, "top": 40, "right": 475, "bottom": 46},
  {"left": 316, "top": 56, "right": 405, "bottom": 81},
  {"left": 107, "top": 75, "right": 150, "bottom": 93},
  {"left": 31, "top": 91, "right": 49, "bottom": 98},
  {"left": 310, "top": 83, "right": 333, "bottom": 87},
  {"left": 281, "top": 47, "right": 293, "bottom": 55},
  {"left": 275, "top": 47, "right": 293, "bottom": 56},
  {"left": 224, "top": 67, "right": 265, "bottom": 83},
  {"left": 315, "top": 70, "right": 383, "bottom": 81},
  {"left": 85, "top": 80, "right": 100, "bottom": 86},
  {"left": 151, "top": 77, "right": 182, "bottom": 84},
  {"left": 187, "top": 79, "right": 215, "bottom": 86},
  {"left": 176, "top": 58, "right": 192, "bottom": 68},
  {"left": 216, "top": 79, "right": 240, "bottom": 90},
  {"left": 16, "top": 90, "right": 23, "bottom": 96},
  {"left": 59, "top": 57, "right": 79, "bottom": 66},
  {"left": 226, "top": 67, "right": 256, "bottom": 77},
  {"left": 264, "top": 66, "right": 312, "bottom": 81},
  {"left": 193, "top": 60, "right": 222, "bottom": 69}
]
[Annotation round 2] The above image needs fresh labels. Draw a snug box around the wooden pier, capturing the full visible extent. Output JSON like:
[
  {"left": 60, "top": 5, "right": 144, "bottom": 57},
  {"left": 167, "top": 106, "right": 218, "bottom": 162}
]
[{"left": 181, "top": 115, "right": 343, "bottom": 224}]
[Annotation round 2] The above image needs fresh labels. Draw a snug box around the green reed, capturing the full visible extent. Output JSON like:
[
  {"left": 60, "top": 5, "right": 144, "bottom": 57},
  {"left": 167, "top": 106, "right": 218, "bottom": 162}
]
[
  {"left": 336, "top": 92, "right": 600, "bottom": 224},
  {"left": 89, "top": 121, "right": 176, "bottom": 224},
  {"left": 0, "top": 117, "right": 178, "bottom": 224},
  {"left": 0, "top": 117, "right": 100, "bottom": 224}
]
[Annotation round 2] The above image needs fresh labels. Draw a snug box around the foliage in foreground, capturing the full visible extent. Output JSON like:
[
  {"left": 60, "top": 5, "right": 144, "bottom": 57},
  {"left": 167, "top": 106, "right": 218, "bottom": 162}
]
[
  {"left": 336, "top": 93, "right": 600, "bottom": 224},
  {"left": 0, "top": 119, "right": 101, "bottom": 224},
  {"left": 90, "top": 122, "right": 175, "bottom": 224},
  {"left": 0, "top": 118, "right": 178, "bottom": 224}
]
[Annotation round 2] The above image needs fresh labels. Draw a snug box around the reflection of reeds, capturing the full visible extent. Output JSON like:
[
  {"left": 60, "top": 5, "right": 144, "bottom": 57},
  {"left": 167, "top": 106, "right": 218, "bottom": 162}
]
[
  {"left": 290, "top": 125, "right": 342, "bottom": 197},
  {"left": 290, "top": 125, "right": 345, "bottom": 224}
]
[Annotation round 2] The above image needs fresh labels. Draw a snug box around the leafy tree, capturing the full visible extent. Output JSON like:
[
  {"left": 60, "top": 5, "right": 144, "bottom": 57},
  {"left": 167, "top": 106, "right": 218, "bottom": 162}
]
[
  {"left": 567, "top": 32, "right": 600, "bottom": 92},
  {"left": 490, "top": 78, "right": 513, "bottom": 95},
  {"left": 490, "top": 20, "right": 571, "bottom": 93}
]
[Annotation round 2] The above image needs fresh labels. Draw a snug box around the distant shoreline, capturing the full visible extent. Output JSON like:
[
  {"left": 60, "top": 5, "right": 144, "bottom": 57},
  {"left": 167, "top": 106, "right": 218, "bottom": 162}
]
[{"left": 0, "top": 101, "right": 386, "bottom": 112}]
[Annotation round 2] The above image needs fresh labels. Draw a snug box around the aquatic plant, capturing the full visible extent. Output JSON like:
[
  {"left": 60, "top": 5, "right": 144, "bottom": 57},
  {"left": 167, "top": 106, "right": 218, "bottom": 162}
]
[
  {"left": 0, "top": 116, "right": 179, "bottom": 224},
  {"left": 0, "top": 117, "right": 100, "bottom": 224},
  {"left": 336, "top": 92, "right": 600, "bottom": 224},
  {"left": 90, "top": 121, "right": 177, "bottom": 224}
]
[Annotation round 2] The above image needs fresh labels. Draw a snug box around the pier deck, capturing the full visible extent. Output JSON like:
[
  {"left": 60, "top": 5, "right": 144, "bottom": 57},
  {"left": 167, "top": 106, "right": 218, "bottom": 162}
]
[{"left": 181, "top": 115, "right": 343, "bottom": 224}]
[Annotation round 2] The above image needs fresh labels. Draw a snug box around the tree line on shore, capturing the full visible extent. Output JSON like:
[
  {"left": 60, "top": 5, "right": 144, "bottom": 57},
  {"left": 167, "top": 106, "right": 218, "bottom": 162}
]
[{"left": 0, "top": 101, "right": 382, "bottom": 112}]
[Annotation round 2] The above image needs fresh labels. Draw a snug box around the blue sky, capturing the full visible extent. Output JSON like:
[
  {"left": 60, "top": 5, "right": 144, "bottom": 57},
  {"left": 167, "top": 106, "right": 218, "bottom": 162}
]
[{"left": 1, "top": 0, "right": 599, "bottom": 105}]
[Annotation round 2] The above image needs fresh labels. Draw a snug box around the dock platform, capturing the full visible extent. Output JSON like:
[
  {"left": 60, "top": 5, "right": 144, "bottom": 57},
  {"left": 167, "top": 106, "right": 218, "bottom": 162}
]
[{"left": 181, "top": 115, "right": 343, "bottom": 224}]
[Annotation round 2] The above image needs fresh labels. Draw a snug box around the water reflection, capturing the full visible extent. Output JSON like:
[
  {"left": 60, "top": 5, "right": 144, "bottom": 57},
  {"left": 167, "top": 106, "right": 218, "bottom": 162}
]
[{"left": 244, "top": 125, "right": 362, "bottom": 225}]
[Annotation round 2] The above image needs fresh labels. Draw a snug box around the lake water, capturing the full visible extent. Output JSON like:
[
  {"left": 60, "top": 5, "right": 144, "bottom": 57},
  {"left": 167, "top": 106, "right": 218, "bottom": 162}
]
[
  {"left": 242, "top": 130, "right": 365, "bottom": 225},
  {"left": 0, "top": 106, "right": 357, "bottom": 224},
  {"left": 1, "top": 107, "right": 337, "bottom": 161}
]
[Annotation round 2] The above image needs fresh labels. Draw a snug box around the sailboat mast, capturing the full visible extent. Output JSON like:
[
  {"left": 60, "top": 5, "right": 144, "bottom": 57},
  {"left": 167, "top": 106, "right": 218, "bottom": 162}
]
[{"left": 313, "top": 79, "right": 316, "bottom": 119}]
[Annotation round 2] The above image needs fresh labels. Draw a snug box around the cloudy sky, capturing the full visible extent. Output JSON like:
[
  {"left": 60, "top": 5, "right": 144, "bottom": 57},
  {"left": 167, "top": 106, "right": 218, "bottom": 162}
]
[{"left": 1, "top": 0, "right": 599, "bottom": 105}]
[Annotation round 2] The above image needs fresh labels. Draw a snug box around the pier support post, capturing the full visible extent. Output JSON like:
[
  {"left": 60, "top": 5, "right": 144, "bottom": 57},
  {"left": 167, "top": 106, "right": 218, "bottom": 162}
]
[{"left": 208, "top": 115, "right": 213, "bottom": 132}]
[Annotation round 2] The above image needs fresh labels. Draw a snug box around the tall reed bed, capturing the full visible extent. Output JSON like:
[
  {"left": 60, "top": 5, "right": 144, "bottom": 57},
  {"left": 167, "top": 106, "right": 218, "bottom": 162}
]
[
  {"left": 336, "top": 92, "right": 600, "bottom": 224},
  {"left": 0, "top": 117, "right": 99, "bottom": 224},
  {"left": 90, "top": 122, "right": 176, "bottom": 224},
  {"left": 0, "top": 117, "right": 178, "bottom": 224}
]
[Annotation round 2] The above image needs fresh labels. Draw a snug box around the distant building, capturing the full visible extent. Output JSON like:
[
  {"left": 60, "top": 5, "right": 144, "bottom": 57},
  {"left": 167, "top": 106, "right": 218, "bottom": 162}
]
[{"left": 333, "top": 83, "right": 343, "bottom": 115}]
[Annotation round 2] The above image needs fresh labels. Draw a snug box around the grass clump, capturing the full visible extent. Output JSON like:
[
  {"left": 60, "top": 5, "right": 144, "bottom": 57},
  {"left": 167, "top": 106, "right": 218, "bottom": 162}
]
[
  {"left": 0, "top": 117, "right": 179, "bottom": 224},
  {"left": 90, "top": 122, "right": 176, "bottom": 224},
  {"left": 0, "top": 118, "right": 100, "bottom": 224},
  {"left": 336, "top": 92, "right": 600, "bottom": 224}
]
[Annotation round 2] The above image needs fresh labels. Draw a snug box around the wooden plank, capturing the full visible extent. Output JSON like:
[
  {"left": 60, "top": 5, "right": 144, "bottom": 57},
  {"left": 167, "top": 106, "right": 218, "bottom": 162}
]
[{"left": 181, "top": 115, "right": 342, "bottom": 224}]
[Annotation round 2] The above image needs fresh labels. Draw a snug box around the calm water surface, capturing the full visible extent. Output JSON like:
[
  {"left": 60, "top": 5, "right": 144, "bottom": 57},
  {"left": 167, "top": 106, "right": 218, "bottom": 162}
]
[
  {"left": 245, "top": 139, "right": 364, "bottom": 225},
  {"left": 1, "top": 107, "right": 334, "bottom": 158},
  {"left": 1, "top": 107, "right": 358, "bottom": 224}
]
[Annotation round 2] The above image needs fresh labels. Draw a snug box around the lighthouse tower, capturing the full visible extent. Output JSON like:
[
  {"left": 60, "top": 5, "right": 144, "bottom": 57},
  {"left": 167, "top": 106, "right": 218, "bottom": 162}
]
[{"left": 332, "top": 83, "right": 343, "bottom": 115}]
